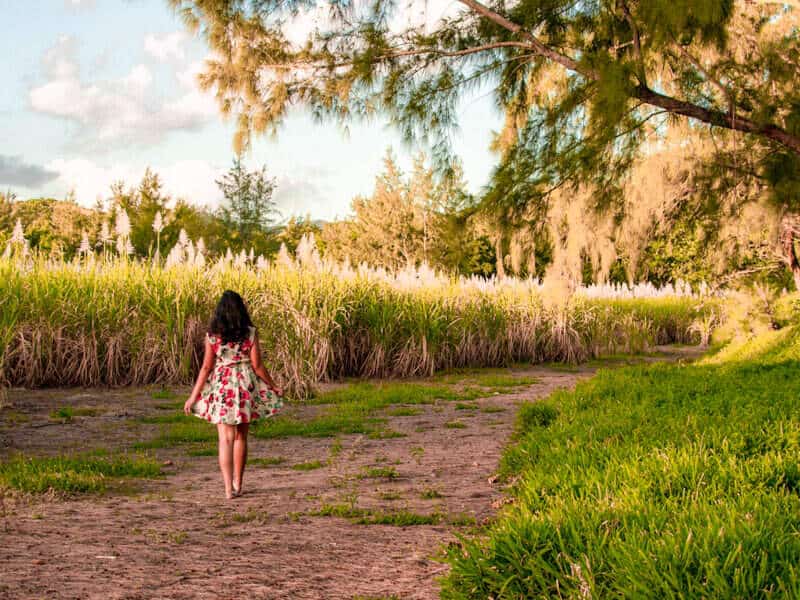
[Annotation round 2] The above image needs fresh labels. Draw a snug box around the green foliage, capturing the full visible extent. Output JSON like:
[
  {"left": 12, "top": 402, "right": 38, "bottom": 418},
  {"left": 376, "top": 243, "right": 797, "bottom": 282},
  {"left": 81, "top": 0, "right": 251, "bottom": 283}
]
[
  {"left": 277, "top": 215, "right": 322, "bottom": 254},
  {"left": 215, "top": 157, "right": 279, "bottom": 253},
  {"left": 320, "top": 151, "right": 482, "bottom": 272},
  {"left": 443, "top": 325, "right": 800, "bottom": 598},
  {"left": 0, "top": 197, "right": 99, "bottom": 259}
]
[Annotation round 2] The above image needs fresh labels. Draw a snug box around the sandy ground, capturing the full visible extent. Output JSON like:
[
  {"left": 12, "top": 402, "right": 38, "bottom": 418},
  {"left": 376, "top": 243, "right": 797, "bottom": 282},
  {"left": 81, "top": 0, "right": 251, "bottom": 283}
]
[{"left": 0, "top": 351, "right": 697, "bottom": 599}]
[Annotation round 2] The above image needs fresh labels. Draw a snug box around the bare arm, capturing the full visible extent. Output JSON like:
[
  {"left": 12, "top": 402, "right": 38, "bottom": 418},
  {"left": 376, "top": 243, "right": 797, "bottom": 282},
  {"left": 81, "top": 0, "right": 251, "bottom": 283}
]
[
  {"left": 250, "top": 330, "right": 282, "bottom": 395},
  {"left": 184, "top": 337, "right": 216, "bottom": 414}
]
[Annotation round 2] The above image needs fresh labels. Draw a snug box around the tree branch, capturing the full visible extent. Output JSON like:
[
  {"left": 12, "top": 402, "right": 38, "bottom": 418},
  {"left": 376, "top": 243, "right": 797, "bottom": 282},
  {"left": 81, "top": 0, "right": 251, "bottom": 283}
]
[
  {"left": 618, "top": 0, "right": 646, "bottom": 84},
  {"left": 671, "top": 39, "right": 734, "bottom": 115},
  {"left": 456, "top": 0, "right": 598, "bottom": 80},
  {"left": 457, "top": 0, "right": 800, "bottom": 155},
  {"left": 634, "top": 85, "right": 800, "bottom": 154}
]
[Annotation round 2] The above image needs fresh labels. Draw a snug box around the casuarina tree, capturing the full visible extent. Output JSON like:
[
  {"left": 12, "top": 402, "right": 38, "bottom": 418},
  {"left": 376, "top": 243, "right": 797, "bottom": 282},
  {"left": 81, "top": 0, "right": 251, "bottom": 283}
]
[{"left": 170, "top": 0, "right": 800, "bottom": 283}]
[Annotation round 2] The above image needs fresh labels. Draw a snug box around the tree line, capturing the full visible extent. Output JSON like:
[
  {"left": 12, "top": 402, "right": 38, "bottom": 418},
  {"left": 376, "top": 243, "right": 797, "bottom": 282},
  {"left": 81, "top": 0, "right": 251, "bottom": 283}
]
[{"left": 1, "top": 134, "right": 790, "bottom": 289}]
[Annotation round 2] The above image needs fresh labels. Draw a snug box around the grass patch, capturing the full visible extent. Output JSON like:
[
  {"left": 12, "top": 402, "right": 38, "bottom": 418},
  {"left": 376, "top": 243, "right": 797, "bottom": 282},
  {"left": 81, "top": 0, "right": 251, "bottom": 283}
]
[
  {"left": 380, "top": 491, "right": 403, "bottom": 500},
  {"left": 329, "top": 438, "right": 343, "bottom": 458},
  {"left": 49, "top": 406, "right": 99, "bottom": 422},
  {"left": 444, "top": 420, "right": 466, "bottom": 429},
  {"left": 137, "top": 413, "right": 190, "bottom": 424},
  {"left": 420, "top": 487, "right": 444, "bottom": 499},
  {"left": 0, "top": 409, "right": 30, "bottom": 425},
  {"left": 251, "top": 412, "right": 382, "bottom": 439},
  {"left": 385, "top": 406, "right": 423, "bottom": 416},
  {"left": 309, "top": 381, "right": 480, "bottom": 407},
  {"left": 185, "top": 446, "right": 216, "bottom": 457},
  {"left": 0, "top": 451, "right": 162, "bottom": 494},
  {"left": 359, "top": 466, "right": 399, "bottom": 480},
  {"left": 312, "top": 503, "right": 474, "bottom": 527},
  {"left": 434, "top": 368, "right": 539, "bottom": 390},
  {"left": 443, "top": 326, "right": 800, "bottom": 598},
  {"left": 250, "top": 456, "right": 286, "bottom": 467},
  {"left": 470, "top": 374, "right": 539, "bottom": 389},
  {"left": 292, "top": 460, "right": 324, "bottom": 471},
  {"left": 454, "top": 402, "right": 478, "bottom": 411},
  {"left": 367, "top": 429, "right": 406, "bottom": 439},
  {"left": 479, "top": 405, "right": 505, "bottom": 413},
  {"left": 151, "top": 389, "right": 177, "bottom": 400},
  {"left": 134, "top": 420, "right": 216, "bottom": 449}
]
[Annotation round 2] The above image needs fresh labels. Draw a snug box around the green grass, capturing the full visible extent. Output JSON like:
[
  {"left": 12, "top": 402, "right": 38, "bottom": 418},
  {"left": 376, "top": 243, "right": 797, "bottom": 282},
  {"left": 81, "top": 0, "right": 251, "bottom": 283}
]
[
  {"left": 444, "top": 420, "right": 466, "bottom": 429},
  {"left": 134, "top": 419, "right": 216, "bottom": 449},
  {"left": 442, "top": 325, "right": 800, "bottom": 599},
  {"left": 479, "top": 405, "right": 505, "bottom": 414},
  {"left": 420, "top": 487, "right": 444, "bottom": 499},
  {"left": 150, "top": 389, "right": 177, "bottom": 400},
  {"left": 434, "top": 368, "right": 539, "bottom": 389},
  {"left": 131, "top": 372, "right": 534, "bottom": 448},
  {"left": 367, "top": 429, "right": 406, "bottom": 439},
  {"left": 312, "top": 503, "right": 475, "bottom": 527},
  {"left": 49, "top": 406, "right": 99, "bottom": 422},
  {"left": 250, "top": 456, "right": 286, "bottom": 467},
  {"left": 251, "top": 413, "right": 380, "bottom": 439},
  {"left": 385, "top": 406, "right": 423, "bottom": 416},
  {"left": 292, "top": 460, "right": 324, "bottom": 471},
  {"left": 309, "top": 381, "right": 484, "bottom": 407},
  {"left": 380, "top": 491, "right": 403, "bottom": 500},
  {"left": 359, "top": 466, "right": 399, "bottom": 480},
  {"left": 185, "top": 446, "right": 216, "bottom": 457},
  {"left": 0, "top": 451, "right": 162, "bottom": 494},
  {"left": 249, "top": 380, "right": 494, "bottom": 440}
]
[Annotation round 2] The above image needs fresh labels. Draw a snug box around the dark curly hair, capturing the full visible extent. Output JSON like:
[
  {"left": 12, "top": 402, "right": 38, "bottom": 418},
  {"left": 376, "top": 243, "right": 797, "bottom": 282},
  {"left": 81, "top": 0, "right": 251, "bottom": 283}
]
[{"left": 208, "top": 290, "right": 254, "bottom": 344}]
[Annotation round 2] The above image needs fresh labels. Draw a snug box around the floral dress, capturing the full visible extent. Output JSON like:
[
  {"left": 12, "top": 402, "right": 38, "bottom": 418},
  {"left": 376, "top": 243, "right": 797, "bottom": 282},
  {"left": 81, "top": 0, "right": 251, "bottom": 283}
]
[{"left": 191, "top": 326, "right": 283, "bottom": 425}]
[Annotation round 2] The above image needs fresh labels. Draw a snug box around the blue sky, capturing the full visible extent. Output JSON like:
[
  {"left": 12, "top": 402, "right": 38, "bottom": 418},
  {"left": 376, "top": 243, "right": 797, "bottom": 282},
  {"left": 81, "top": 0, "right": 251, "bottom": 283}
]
[{"left": 0, "top": 0, "right": 504, "bottom": 221}]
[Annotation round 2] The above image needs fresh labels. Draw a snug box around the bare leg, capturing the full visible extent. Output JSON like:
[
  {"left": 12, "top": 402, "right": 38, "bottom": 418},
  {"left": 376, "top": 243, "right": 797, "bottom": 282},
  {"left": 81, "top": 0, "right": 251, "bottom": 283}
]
[
  {"left": 217, "top": 423, "right": 236, "bottom": 499},
  {"left": 233, "top": 423, "right": 249, "bottom": 493}
]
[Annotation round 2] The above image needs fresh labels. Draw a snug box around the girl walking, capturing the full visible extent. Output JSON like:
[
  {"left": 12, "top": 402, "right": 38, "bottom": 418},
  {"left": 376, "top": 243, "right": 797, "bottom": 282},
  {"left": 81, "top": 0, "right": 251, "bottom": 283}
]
[{"left": 184, "top": 290, "right": 283, "bottom": 499}]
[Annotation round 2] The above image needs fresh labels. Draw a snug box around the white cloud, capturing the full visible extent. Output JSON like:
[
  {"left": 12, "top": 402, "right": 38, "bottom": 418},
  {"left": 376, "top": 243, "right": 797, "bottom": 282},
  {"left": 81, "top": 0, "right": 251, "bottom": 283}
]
[
  {"left": 121, "top": 64, "right": 153, "bottom": 92},
  {"left": 46, "top": 158, "right": 138, "bottom": 206},
  {"left": 272, "top": 163, "right": 342, "bottom": 220},
  {"left": 64, "top": 0, "right": 96, "bottom": 10},
  {"left": 144, "top": 31, "right": 187, "bottom": 62},
  {"left": 43, "top": 156, "right": 342, "bottom": 219},
  {"left": 29, "top": 36, "right": 217, "bottom": 148},
  {"left": 45, "top": 158, "right": 226, "bottom": 209},
  {"left": 160, "top": 160, "right": 226, "bottom": 207}
]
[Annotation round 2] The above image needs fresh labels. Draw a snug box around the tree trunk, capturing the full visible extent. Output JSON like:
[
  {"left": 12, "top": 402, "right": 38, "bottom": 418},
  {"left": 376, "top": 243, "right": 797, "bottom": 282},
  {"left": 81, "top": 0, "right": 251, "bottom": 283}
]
[
  {"left": 494, "top": 237, "right": 506, "bottom": 279},
  {"left": 780, "top": 212, "right": 800, "bottom": 290}
]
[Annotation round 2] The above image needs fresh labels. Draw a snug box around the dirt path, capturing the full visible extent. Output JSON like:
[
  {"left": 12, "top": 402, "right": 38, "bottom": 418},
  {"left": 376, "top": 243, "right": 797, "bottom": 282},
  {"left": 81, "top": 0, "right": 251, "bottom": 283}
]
[{"left": 0, "top": 353, "right": 696, "bottom": 599}]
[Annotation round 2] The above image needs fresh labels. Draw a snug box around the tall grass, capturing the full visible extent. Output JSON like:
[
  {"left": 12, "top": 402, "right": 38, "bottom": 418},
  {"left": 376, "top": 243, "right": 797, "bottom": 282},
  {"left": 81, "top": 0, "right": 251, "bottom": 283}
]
[
  {"left": 0, "top": 254, "right": 712, "bottom": 398},
  {"left": 441, "top": 323, "right": 800, "bottom": 598}
]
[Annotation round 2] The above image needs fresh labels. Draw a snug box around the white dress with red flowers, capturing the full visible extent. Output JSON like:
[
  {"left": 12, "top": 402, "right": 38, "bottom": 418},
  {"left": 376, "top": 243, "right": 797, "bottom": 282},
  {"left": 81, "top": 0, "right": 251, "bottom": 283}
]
[{"left": 191, "top": 326, "right": 283, "bottom": 425}]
